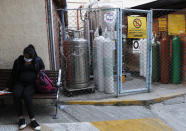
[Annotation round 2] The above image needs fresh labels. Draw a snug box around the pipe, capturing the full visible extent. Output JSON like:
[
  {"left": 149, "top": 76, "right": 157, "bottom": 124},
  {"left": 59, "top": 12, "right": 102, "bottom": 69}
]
[
  {"left": 47, "top": 0, "right": 56, "bottom": 70},
  {"left": 61, "top": 10, "right": 66, "bottom": 40},
  {"left": 60, "top": 0, "right": 67, "bottom": 40},
  {"left": 122, "top": 9, "right": 149, "bottom": 14},
  {"left": 77, "top": 9, "right": 79, "bottom": 30},
  {"left": 120, "top": 88, "right": 148, "bottom": 94},
  {"left": 77, "top": 5, "right": 82, "bottom": 30}
]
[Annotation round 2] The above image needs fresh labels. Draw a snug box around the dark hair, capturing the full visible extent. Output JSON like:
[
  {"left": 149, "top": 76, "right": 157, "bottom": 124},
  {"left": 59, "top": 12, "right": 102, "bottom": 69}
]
[{"left": 23, "top": 44, "right": 38, "bottom": 58}]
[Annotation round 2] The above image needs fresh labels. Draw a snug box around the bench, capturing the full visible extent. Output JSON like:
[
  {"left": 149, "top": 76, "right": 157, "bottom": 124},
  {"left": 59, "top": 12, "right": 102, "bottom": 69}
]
[{"left": 0, "top": 69, "right": 62, "bottom": 119}]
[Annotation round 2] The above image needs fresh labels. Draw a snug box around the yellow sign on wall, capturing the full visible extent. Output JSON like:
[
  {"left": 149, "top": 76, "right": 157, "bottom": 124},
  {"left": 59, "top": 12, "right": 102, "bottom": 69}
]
[
  {"left": 168, "top": 14, "right": 185, "bottom": 35},
  {"left": 158, "top": 18, "right": 167, "bottom": 31},
  {"left": 128, "top": 16, "right": 147, "bottom": 38}
]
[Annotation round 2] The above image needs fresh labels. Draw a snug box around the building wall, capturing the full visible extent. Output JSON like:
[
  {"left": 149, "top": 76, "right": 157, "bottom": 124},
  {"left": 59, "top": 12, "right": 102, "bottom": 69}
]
[
  {"left": 0, "top": 0, "right": 50, "bottom": 69},
  {"left": 52, "top": 0, "right": 62, "bottom": 70}
]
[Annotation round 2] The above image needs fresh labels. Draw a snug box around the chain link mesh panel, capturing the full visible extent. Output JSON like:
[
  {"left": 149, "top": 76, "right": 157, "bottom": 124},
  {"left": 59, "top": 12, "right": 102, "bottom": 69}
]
[
  {"left": 60, "top": 8, "right": 186, "bottom": 97},
  {"left": 151, "top": 9, "right": 186, "bottom": 87},
  {"left": 60, "top": 8, "right": 120, "bottom": 99},
  {"left": 120, "top": 10, "right": 149, "bottom": 93}
]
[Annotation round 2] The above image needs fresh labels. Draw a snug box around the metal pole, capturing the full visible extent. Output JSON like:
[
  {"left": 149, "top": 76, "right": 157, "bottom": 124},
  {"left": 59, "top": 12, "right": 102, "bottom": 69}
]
[
  {"left": 61, "top": 10, "right": 66, "bottom": 40},
  {"left": 116, "top": 9, "right": 120, "bottom": 97},
  {"left": 146, "top": 10, "right": 153, "bottom": 92},
  {"left": 149, "top": 10, "right": 153, "bottom": 92},
  {"left": 47, "top": 0, "right": 56, "bottom": 71},
  {"left": 122, "top": 9, "right": 149, "bottom": 14},
  {"left": 116, "top": 8, "right": 123, "bottom": 97},
  {"left": 119, "top": 9, "right": 123, "bottom": 96},
  {"left": 50, "top": 0, "right": 56, "bottom": 70},
  {"left": 152, "top": 9, "right": 179, "bottom": 11}
]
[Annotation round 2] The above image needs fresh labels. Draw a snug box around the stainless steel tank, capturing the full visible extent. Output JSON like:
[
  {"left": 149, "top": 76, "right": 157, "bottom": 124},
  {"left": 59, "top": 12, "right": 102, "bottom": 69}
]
[{"left": 70, "top": 38, "right": 89, "bottom": 88}]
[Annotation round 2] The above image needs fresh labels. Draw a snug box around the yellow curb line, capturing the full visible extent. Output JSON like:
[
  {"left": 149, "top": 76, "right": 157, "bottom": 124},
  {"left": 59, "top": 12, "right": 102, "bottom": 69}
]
[
  {"left": 160, "top": 93, "right": 185, "bottom": 100},
  {"left": 91, "top": 118, "right": 174, "bottom": 131},
  {"left": 63, "top": 93, "right": 185, "bottom": 105},
  {"left": 66, "top": 100, "right": 144, "bottom": 105}
]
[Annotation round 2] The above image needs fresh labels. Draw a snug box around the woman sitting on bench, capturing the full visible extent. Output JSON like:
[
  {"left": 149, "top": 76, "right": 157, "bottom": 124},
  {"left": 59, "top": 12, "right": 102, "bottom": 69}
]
[{"left": 3, "top": 44, "right": 44, "bottom": 130}]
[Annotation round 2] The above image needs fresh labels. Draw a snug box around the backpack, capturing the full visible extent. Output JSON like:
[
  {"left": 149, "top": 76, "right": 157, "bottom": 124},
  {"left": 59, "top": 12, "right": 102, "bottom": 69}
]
[{"left": 35, "top": 70, "right": 57, "bottom": 93}]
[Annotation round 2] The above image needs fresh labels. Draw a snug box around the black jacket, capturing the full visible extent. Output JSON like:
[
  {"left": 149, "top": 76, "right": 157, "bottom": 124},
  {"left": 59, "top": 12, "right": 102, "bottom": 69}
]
[{"left": 7, "top": 55, "right": 45, "bottom": 90}]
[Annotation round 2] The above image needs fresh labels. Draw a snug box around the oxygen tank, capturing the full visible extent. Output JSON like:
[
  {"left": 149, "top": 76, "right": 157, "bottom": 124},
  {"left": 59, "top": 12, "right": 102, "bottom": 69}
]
[
  {"left": 152, "top": 36, "right": 160, "bottom": 82},
  {"left": 93, "top": 40, "right": 98, "bottom": 87},
  {"left": 172, "top": 36, "right": 181, "bottom": 84},
  {"left": 139, "top": 39, "right": 143, "bottom": 76},
  {"left": 93, "top": 36, "right": 104, "bottom": 92},
  {"left": 103, "top": 37, "right": 115, "bottom": 94},
  {"left": 93, "top": 29, "right": 99, "bottom": 88},
  {"left": 160, "top": 33, "right": 170, "bottom": 84},
  {"left": 139, "top": 39, "right": 147, "bottom": 77}
]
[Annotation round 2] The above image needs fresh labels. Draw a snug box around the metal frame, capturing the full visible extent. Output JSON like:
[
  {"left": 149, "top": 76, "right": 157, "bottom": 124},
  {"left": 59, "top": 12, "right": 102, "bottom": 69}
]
[
  {"left": 53, "top": 69, "right": 62, "bottom": 119},
  {"left": 116, "top": 8, "right": 123, "bottom": 97},
  {"left": 118, "top": 9, "right": 153, "bottom": 95},
  {"left": 147, "top": 10, "right": 153, "bottom": 92}
]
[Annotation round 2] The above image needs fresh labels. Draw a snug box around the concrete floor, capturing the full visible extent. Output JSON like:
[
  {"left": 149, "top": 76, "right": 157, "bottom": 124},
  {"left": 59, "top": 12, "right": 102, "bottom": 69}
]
[
  {"left": 0, "top": 102, "right": 180, "bottom": 131},
  {"left": 1, "top": 78, "right": 186, "bottom": 130},
  {"left": 60, "top": 77, "right": 146, "bottom": 101},
  {"left": 0, "top": 104, "right": 154, "bottom": 125},
  {"left": 151, "top": 102, "right": 186, "bottom": 131},
  {"left": 60, "top": 77, "right": 186, "bottom": 101},
  {"left": 2, "top": 92, "right": 186, "bottom": 130}
]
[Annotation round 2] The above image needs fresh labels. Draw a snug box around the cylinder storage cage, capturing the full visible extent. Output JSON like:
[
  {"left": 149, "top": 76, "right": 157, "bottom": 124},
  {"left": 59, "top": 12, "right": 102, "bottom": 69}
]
[
  {"left": 58, "top": 2, "right": 122, "bottom": 97},
  {"left": 151, "top": 9, "right": 186, "bottom": 86},
  {"left": 57, "top": 3, "right": 186, "bottom": 98}
]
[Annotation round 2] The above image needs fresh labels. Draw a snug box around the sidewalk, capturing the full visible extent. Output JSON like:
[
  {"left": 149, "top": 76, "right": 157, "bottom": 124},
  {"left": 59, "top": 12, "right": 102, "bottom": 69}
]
[
  {"left": 1, "top": 118, "right": 173, "bottom": 131},
  {"left": 60, "top": 83, "right": 186, "bottom": 105},
  {"left": 1, "top": 84, "right": 185, "bottom": 131}
]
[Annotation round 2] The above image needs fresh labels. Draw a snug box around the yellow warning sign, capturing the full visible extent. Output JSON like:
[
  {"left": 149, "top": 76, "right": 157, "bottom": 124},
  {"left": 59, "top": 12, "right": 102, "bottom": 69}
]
[
  {"left": 158, "top": 18, "right": 167, "bottom": 31},
  {"left": 168, "top": 14, "right": 185, "bottom": 35},
  {"left": 128, "top": 16, "right": 147, "bottom": 38}
]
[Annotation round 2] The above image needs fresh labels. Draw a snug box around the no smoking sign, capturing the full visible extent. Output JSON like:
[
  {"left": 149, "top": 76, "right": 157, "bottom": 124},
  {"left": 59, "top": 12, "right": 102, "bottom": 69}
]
[
  {"left": 133, "top": 19, "right": 142, "bottom": 28},
  {"left": 128, "top": 16, "right": 147, "bottom": 38}
]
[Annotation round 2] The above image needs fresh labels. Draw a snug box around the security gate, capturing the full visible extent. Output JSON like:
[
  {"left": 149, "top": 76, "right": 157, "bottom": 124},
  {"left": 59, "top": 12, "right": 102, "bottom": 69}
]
[{"left": 117, "top": 9, "right": 153, "bottom": 96}]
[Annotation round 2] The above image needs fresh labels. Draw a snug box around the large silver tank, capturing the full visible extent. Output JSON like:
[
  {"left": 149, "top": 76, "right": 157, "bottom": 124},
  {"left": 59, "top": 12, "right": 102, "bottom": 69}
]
[{"left": 70, "top": 38, "right": 89, "bottom": 88}]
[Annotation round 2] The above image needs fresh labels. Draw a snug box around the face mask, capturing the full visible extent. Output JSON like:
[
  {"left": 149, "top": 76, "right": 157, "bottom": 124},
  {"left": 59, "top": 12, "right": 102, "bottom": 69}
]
[{"left": 24, "top": 57, "right": 32, "bottom": 62}]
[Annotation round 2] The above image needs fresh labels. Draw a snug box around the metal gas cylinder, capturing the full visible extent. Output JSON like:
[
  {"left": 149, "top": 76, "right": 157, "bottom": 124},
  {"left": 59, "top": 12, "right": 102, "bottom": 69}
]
[
  {"left": 172, "top": 36, "right": 181, "bottom": 84},
  {"left": 160, "top": 33, "right": 170, "bottom": 84},
  {"left": 70, "top": 38, "right": 89, "bottom": 88},
  {"left": 93, "top": 36, "right": 104, "bottom": 92},
  {"left": 152, "top": 37, "right": 160, "bottom": 82}
]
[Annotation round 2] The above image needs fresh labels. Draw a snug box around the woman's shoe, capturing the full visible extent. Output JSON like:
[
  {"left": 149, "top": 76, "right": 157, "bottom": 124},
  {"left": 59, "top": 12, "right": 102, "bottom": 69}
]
[
  {"left": 30, "top": 120, "right": 41, "bottom": 131},
  {"left": 18, "top": 118, "right": 27, "bottom": 130}
]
